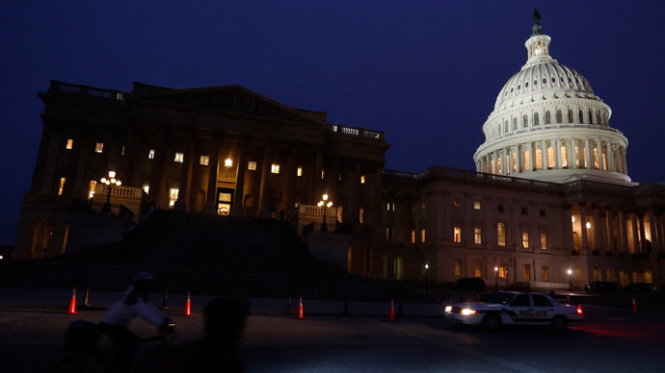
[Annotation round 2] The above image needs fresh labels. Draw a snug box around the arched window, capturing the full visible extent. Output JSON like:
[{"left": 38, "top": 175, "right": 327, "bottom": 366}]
[
  {"left": 556, "top": 110, "right": 562, "bottom": 123},
  {"left": 534, "top": 113, "right": 540, "bottom": 126},
  {"left": 579, "top": 110, "right": 584, "bottom": 123},
  {"left": 522, "top": 115, "right": 528, "bottom": 128},
  {"left": 568, "top": 110, "right": 574, "bottom": 123},
  {"left": 589, "top": 109, "right": 594, "bottom": 124},
  {"left": 497, "top": 222, "right": 506, "bottom": 247},
  {"left": 545, "top": 111, "right": 551, "bottom": 124},
  {"left": 512, "top": 118, "right": 517, "bottom": 130},
  {"left": 561, "top": 146, "right": 568, "bottom": 168},
  {"left": 504, "top": 121, "right": 508, "bottom": 134},
  {"left": 596, "top": 110, "right": 602, "bottom": 125}
]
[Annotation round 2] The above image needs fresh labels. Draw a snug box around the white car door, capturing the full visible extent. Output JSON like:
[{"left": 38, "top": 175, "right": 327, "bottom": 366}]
[{"left": 530, "top": 293, "right": 556, "bottom": 322}]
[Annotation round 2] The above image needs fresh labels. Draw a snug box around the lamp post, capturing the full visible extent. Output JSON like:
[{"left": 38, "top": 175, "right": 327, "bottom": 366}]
[
  {"left": 424, "top": 263, "right": 429, "bottom": 298},
  {"left": 567, "top": 268, "right": 573, "bottom": 291},
  {"left": 100, "top": 171, "right": 121, "bottom": 214},
  {"left": 494, "top": 266, "right": 499, "bottom": 291},
  {"left": 317, "top": 193, "right": 333, "bottom": 231}
]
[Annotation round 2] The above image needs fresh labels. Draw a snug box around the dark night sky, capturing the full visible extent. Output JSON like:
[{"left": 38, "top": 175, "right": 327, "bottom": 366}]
[{"left": 2, "top": 1, "right": 665, "bottom": 246}]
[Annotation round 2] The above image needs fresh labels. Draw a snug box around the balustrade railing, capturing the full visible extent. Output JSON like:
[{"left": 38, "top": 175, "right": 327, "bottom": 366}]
[
  {"left": 49, "top": 81, "right": 126, "bottom": 102},
  {"left": 330, "top": 123, "right": 384, "bottom": 142}
]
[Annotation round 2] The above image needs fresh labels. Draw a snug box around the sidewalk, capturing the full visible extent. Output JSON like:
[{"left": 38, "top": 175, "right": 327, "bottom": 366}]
[{"left": 0, "top": 287, "right": 444, "bottom": 317}]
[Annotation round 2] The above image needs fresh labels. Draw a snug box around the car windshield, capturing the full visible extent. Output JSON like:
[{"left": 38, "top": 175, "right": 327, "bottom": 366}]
[{"left": 479, "top": 292, "right": 515, "bottom": 305}]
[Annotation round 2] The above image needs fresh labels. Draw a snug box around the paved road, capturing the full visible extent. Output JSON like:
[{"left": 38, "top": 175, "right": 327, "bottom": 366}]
[{"left": 2, "top": 288, "right": 665, "bottom": 372}]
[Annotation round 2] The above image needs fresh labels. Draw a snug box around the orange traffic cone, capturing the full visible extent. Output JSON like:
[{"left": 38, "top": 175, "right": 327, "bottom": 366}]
[
  {"left": 632, "top": 297, "right": 637, "bottom": 312},
  {"left": 388, "top": 298, "right": 396, "bottom": 321},
  {"left": 67, "top": 286, "right": 77, "bottom": 314},
  {"left": 295, "top": 296, "right": 304, "bottom": 319},
  {"left": 183, "top": 290, "right": 192, "bottom": 316}
]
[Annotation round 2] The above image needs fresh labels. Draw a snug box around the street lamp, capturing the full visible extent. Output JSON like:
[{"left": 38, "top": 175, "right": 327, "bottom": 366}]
[
  {"left": 317, "top": 193, "right": 333, "bottom": 231},
  {"left": 567, "top": 268, "right": 573, "bottom": 291},
  {"left": 494, "top": 266, "right": 499, "bottom": 291},
  {"left": 100, "top": 171, "right": 121, "bottom": 214},
  {"left": 424, "top": 263, "right": 429, "bottom": 297}
]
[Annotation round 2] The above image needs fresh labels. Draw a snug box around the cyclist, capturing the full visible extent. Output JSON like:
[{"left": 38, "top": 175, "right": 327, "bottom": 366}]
[{"left": 98, "top": 271, "right": 173, "bottom": 372}]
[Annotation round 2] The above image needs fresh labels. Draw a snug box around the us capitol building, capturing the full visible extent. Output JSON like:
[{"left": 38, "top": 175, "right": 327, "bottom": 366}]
[{"left": 14, "top": 14, "right": 665, "bottom": 291}]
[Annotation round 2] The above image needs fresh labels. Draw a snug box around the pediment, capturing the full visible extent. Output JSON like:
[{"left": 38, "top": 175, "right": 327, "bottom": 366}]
[{"left": 131, "top": 83, "right": 322, "bottom": 124}]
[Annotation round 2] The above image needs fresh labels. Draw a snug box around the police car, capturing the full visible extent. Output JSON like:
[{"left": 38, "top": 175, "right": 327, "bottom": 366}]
[{"left": 443, "top": 291, "right": 583, "bottom": 331}]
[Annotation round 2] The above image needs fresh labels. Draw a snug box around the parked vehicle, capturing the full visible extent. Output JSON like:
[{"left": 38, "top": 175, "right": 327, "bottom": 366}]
[
  {"left": 584, "top": 281, "right": 619, "bottom": 294},
  {"left": 624, "top": 282, "right": 655, "bottom": 294},
  {"left": 451, "top": 278, "right": 485, "bottom": 292},
  {"left": 443, "top": 291, "right": 584, "bottom": 331}
]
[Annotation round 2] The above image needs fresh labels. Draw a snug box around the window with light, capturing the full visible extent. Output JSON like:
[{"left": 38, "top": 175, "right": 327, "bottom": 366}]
[
  {"left": 473, "top": 201, "right": 481, "bottom": 210},
  {"left": 88, "top": 180, "right": 97, "bottom": 199},
  {"left": 540, "top": 233, "right": 548, "bottom": 249},
  {"left": 58, "top": 178, "right": 66, "bottom": 196},
  {"left": 542, "top": 266, "right": 550, "bottom": 282},
  {"left": 169, "top": 188, "right": 179, "bottom": 207},
  {"left": 248, "top": 161, "right": 257, "bottom": 171},
  {"left": 522, "top": 231, "right": 529, "bottom": 249},
  {"left": 360, "top": 175, "right": 366, "bottom": 184},
  {"left": 148, "top": 149, "right": 155, "bottom": 159},
  {"left": 66, "top": 139, "right": 74, "bottom": 150},
  {"left": 174, "top": 153, "right": 184, "bottom": 163},
  {"left": 410, "top": 230, "right": 415, "bottom": 244},
  {"left": 499, "top": 264, "right": 508, "bottom": 279},
  {"left": 297, "top": 167, "right": 302, "bottom": 177},
  {"left": 95, "top": 142, "right": 104, "bottom": 153},
  {"left": 224, "top": 158, "right": 233, "bottom": 168},
  {"left": 497, "top": 222, "right": 506, "bottom": 247},
  {"left": 200, "top": 155, "right": 209, "bottom": 166},
  {"left": 420, "top": 228, "right": 426, "bottom": 243},
  {"left": 359, "top": 208, "right": 364, "bottom": 224},
  {"left": 453, "top": 226, "right": 462, "bottom": 243},
  {"left": 454, "top": 260, "right": 462, "bottom": 277},
  {"left": 474, "top": 263, "right": 482, "bottom": 278},
  {"left": 523, "top": 264, "right": 531, "bottom": 281},
  {"left": 474, "top": 227, "right": 482, "bottom": 245},
  {"left": 271, "top": 164, "right": 280, "bottom": 174}
]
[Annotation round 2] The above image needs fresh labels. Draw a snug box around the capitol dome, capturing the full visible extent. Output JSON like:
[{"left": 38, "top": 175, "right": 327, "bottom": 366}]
[{"left": 474, "top": 12, "right": 632, "bottom": 185}]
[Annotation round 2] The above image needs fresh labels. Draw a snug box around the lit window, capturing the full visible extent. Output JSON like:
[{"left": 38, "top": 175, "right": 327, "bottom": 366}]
[
  {"left": 297, "top": 167, "right": 303, "bottom": 177},
  {"left": 65, "top": 139, "right": 74, "bottom": 150},
  {"left": 453, "top": 226, "right": 462, "bottom": 243},
  {"left": 121, "top": 146, "right": 126, "bottom": 156},
  {"left": 386, "top": 227, "right": 392, "bottom": 240},
  {"left": 499, "top": 264, "right": 508, "bottom": 279},
  {"left": 169, "top": 188, "right": 179, "bottom": 207},
  {"left": 88, "top": 180, "right": 97, "bottom": 199},
  {"left": 58, "top": 177, "right": 66, "bottom": 196},
  {"left": 200, "top": 155, "right": 209, "bottom": 166},
  {"left": 561, "top": 146, "right": 568, "bottom": 167},
  {"left": 542, "top": 266, "right": 550, "bottom": 282},
  {"left": 174, "top": 153, "right": 184, "bottom": 163},
  {"left": 454, "top": 260, "right": 462, "bottom": 277},
  {"left": 148, "top": 149, "right": 155, "bottom": 159},
  {"left": 474, "top": 263, "right": 482, "bottom": 278},
  {"left": 360, "top": 175, "right": 366, "bottom": 184},
  {"left": 248, "top": 161, "right": 257, "bottom": 171},
  {"left": 391, "top": 203, "right": 395, "bottom": 211},
  {"left": 359, "top": 208, "right": 364, "bottom": 224},
  {"left": 523, "top": 150, "right": 530, "bottom": 170},
  {"left": 386, "top": 203, "right": 390, "bottom": 211},
  {"left": 271, "top": 164, "right": 280, "bottom": 174},
  {"left": 452, "top": 200, "right": 461, "bottom": 208},
  {"left": 540, "top": 233, "right": 548, "bottom": 250},
  {"left": 497, "top": 222, "right": 506, "bottom": 247},
  {"left": 142, "top": 184, "right": 150, "bottom": 195},
  {"left": 593, "top": 148, "right": 599, "bottom": 169},
  {"left": 547, "top": 147, "right": 554, "bottom": 168},
  {"left": 522, "top": 231, "right": 529, "bottom": 248},
  {"left": 321, "top": 170, "right": 325, "bottom": 180},
  {"left": 224, "top": 158, "right": 233, "bottom": 168},
  {"left": 473, "top": 201, "right": 481, "bottom": 210},
  {"left": 95, "top": 142, "right": 104, "bottom": 153},
  {"left": 420, "top": 228, "right": 426, "bottom": 243},
  {"left": 410, "top": 230, "right": 416, "bottom": 244},
  {"left": 535, "top": 148, "right": 543, "bottom": 169},
  {"left": 474, "top": 227, "right": 482, "bottom": 245},
  {"left": 523, "top": 264, "right": 531, "bottom": 281}
]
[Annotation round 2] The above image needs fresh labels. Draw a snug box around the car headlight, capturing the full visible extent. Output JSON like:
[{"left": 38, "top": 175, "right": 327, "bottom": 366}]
[
  {"left": 460, "top": 308, "right": 477, "bottom": 316},
  {"left": 444, "top": 305, "right": 452, "bottom": 313}
]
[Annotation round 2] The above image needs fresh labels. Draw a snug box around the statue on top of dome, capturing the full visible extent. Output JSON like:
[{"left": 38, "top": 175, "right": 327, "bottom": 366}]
[{"left": 532, "top": 8, "right": 543, "bottom": 36}]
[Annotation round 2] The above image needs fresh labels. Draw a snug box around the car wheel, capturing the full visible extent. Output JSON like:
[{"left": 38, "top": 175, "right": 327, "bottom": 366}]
[
  {"left": 551, "top": 316, "right": 567, "bottom": 331},
  {"left": 483, "top": 314, "right": 501, "bottom": 331}
]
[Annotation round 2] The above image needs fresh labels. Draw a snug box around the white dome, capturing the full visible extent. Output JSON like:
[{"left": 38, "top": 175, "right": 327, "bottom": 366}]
[{"left": 474, "top": 15, "right": 633, "bottom": 186}]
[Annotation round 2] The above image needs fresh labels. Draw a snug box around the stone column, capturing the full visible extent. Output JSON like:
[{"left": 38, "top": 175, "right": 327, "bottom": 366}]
[
  {"left": 174, "top": 138, "right": 196, "bottom": 211},
  {"left": 606, "top": 208, "right": 616, "bottom": 252},
  {"left": 618, "top": 210, "right": 628, "bottom": 254},
  {"left": 580, "top": 204, "right": 589, "bottom": 252},
  {"left": 204, "top": 137, "right": 222, "bottom": 214},
  {"left": 638, "top": 213, "right": 647, "bottom": 253},
  {"left": 606, "top": 142, "right": 614, "bottom": 172},
  {"left": 231, "top": 137, "right": 248, "bottom": 216},
  {"left": 529, "top": 142, "right": 535, "bottom": 171},
  {"left": 554, "top": 139, "right": 561, "bottom": 169},
  {"left": 148, "top": 133, "right": 166, "bottom": 208},
  {"left": 647, "top": 211, "right": 657, "bottom": 252},
  {"left": 592, "top": 207, "right": 601, "bottom": 251},
  {"left": 257, "top": 142, "right": 273, "bottom": 217},
  {"left": 563, "top": 204, "right": 575, "bottom": 253},
  {"left": 567, "top": 139, "right": 575, "bottom": 169},
  {"left": 283, "top": 146, "right": 297, "bottom": 213},
  {"left": 631, "top": 213, "right": 640, "bottom": 253}
]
